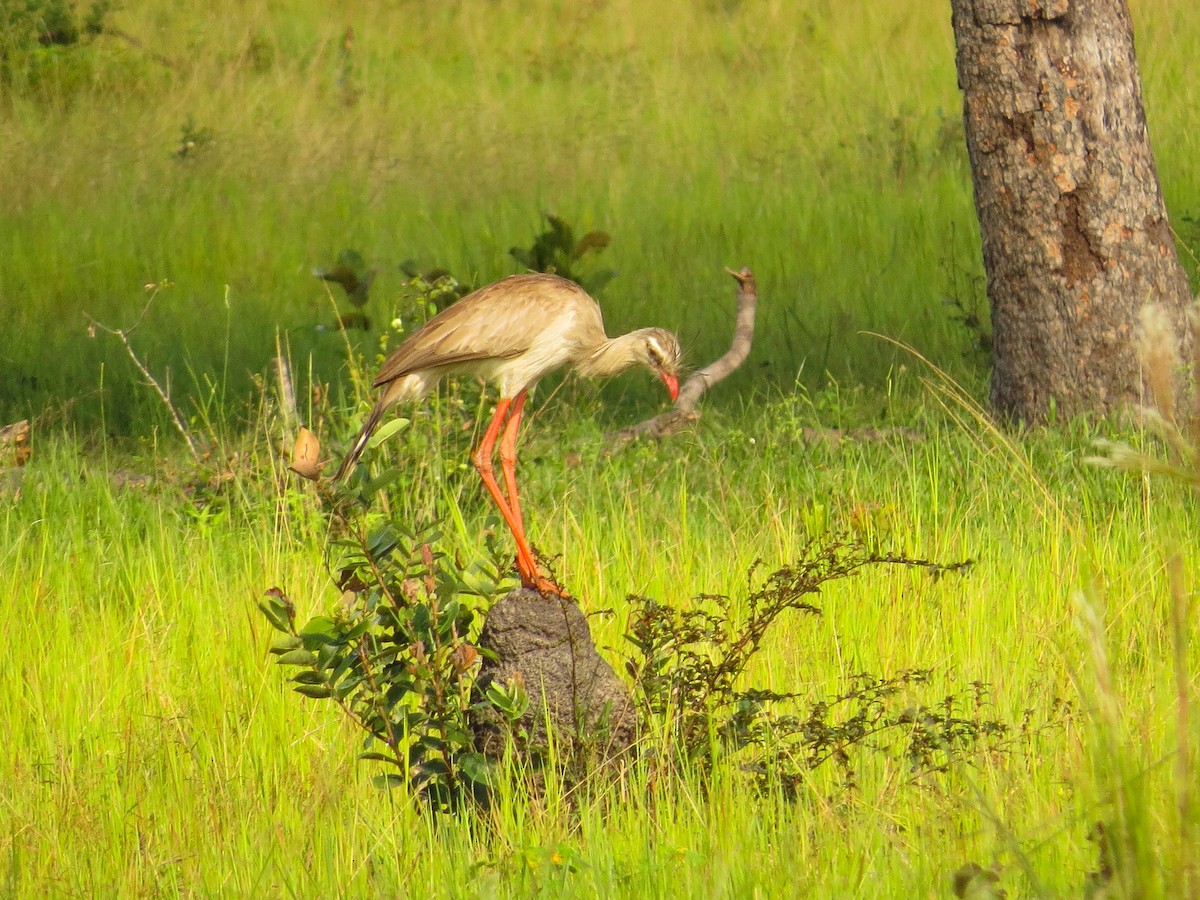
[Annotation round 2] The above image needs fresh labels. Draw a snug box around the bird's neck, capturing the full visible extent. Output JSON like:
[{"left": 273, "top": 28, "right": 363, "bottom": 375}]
[{"left": 574, "top": 330, "right": 647, "bottom": 379}]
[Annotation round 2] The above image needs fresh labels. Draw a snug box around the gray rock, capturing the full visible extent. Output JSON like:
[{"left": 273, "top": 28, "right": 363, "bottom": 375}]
[{"left": 472, "top": 589, "right": 637, "bottom": 766}]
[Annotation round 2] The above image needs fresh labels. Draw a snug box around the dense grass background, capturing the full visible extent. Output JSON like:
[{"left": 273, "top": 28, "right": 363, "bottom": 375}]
[
  {"left": 2, "top": 0, "right": 991, "bottom": 432},
  {"left": 2, "top": 0, "right": 1198, "bottom": 896},
  {"left": 3, "top": 1, "right": 1196, "bottom": 433}
]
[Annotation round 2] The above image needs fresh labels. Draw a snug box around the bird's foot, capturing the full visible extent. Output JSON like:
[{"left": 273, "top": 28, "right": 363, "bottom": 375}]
[
  {"left": 527, "top": 575, "right": 570, "bottom": 598},
  {"left": 517, "top": 564, "right": 570, "bottom": 598},
  {"left": 514, "top": 551, "right": 570, "bottom": 598}
]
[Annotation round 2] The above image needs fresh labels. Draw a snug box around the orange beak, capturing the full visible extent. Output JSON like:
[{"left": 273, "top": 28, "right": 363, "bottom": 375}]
[{"left": 661, "top": 371, "right": 679, "bottom": 403}]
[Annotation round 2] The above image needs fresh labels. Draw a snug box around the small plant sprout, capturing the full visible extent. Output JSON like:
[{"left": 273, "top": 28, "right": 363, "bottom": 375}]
[{"left": 509, "top": 213, "right": 616, "bottom": 295}]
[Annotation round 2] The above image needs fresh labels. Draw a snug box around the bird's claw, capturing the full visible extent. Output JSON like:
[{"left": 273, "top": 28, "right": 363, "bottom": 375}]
[
  {"left": 528, "top": 575, "right": 570, "bottom": 599},
  {"left": 517, "top": 564, "right": 570, "bottom": 598}
]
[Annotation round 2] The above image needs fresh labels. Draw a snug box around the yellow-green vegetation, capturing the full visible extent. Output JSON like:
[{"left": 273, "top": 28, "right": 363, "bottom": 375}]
[{"left": 1, "top": 1, "right": 1197, "bottom": 896}]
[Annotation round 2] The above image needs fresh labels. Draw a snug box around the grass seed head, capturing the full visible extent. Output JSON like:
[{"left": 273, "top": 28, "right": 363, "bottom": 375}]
[{"left": 1139, "top": 302, "right": 1181, "bottom": 425}]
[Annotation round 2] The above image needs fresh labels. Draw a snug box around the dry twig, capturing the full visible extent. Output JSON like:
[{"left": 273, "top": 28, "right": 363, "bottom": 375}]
[
  {"left": 87, "top": 291, "right": 201, "bottom": 463},
  {"left": 102, "top": 27, "right": 180, "bottom": 72}
]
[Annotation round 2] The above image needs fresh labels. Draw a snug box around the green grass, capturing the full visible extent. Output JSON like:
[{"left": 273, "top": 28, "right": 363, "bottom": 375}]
[
  {"left": 3, "top": 0, "right": 982, "bottom": 431},
  {"left": 4, "top": 381, "right": 1197, "bottom": 896},
  {"left": 2, "top": 0, "right": 1198, "bottom": 896},
  {"left": 4, "top": 1, "right": 1195, "bottom": 430}
]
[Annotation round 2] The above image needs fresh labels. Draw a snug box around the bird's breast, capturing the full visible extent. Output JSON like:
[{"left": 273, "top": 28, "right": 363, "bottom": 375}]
[{"left": 490, "top": 333, "right": 583, "bottom": 397}]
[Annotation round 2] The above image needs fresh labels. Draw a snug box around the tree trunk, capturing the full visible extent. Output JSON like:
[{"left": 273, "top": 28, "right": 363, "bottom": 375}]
[{"left": 950, "top": 0, "right": 1193, "bottom": 422}]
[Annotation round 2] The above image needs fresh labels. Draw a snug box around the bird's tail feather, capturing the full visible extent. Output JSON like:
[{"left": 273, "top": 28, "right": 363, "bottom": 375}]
[{"left": 335, "top": 400, "right": 386, "bottom": 482}]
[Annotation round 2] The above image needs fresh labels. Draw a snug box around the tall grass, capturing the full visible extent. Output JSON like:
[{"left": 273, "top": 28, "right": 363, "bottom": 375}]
[
  {"left": 3, "top": 373, "right": 1196, "bottom": 894},
  {"left": 5, "top": 1, "right": 1194, "bottom": 434},
  {"left": 2, "top": 0, "right": 979, "bottom": 432}
]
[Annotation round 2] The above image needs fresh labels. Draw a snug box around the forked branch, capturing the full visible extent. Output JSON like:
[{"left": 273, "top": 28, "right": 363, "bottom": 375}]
[
  {"left": 611, "top": 267, "right": 758, "bottom": 444},
  {"left": 87, "top": 291, "right": 202, "bottom": 463}
]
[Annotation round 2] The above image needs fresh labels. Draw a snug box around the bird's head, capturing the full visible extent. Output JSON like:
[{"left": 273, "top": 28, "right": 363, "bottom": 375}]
[{"left": 640, "top": 328, "right": 682, "bottom": 402}]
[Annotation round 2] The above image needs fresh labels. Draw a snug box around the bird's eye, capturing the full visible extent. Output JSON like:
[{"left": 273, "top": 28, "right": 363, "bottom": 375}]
[{"left": 646, "top": 338, "right": 665, "bottom": 367}]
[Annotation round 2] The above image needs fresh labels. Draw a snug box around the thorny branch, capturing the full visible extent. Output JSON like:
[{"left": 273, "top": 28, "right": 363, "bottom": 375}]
[{"left": 611, "top": 266, "right": 758, "bottom": 445}]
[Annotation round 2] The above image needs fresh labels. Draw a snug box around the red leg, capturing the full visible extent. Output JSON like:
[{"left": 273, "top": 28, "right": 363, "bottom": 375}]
[
  {"left": 497, "top": 390, "right": 565, "bottom": 595},
  {"left": 471, "top": 396, "right": 564, "bottom": 596},
  {"left": 498, "top": 390, "right": 528, "bottom": 539}
]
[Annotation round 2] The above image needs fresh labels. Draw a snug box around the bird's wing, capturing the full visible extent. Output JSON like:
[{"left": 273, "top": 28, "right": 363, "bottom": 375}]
[{"left": 372, "top": 274, "right": 598, "bottom": 387}]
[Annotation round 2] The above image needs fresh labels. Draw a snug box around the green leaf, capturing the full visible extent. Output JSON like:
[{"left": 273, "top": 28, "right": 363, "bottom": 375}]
[
  {"left": 416, "top": 734, "right": 447, "bottom": 754},
  {"left": 455, "top": 573, "right": 487, "bottom": 597},
  {"left": 584, "top": 269, "right": 617, "bottom": 294},
  {"left": 458, "top": 752, "right": 497, "bottom": 787},
  {"left": 333, "top": 673, "right": 365, "bottom": 699},
  {"left": 416, "top": 757, "right": 450, "bottom": 777},
  {"left": 372, "top": 773, "right": 406, "bottom": 790},
  {"left": 366, "top": 524, "right": 401, "bottom": 560},
  {"left": 571, "top": 230, "right": 611, "bottom": 260},
  {"left": 275, "top": 648, "right": 319, "bottom": 667},
  {"left": 364, "top": 468, "right": 403, "bottom": 497},
  {"left": 367, "top": 645, "right": 400, "bottom": 667},
  {"left": 385, "top": 680, "right": 417, "bottom": 709},
  {"left": 320, "top": 644, "right": 353, "bottom": 673},
  {"left": 269, "top": 634, "right": 304, "bottom": 654},
  {"left": 342, "top": 617, "right": 375, "bottom": 643},
  {"left": 328, "top": 650, "right": 360, "bottom": 688},
  {"left": 256, "top": 600, "right": 292, "bottom": 634},
  {"left": 411, "top": 604, "right": 432, "bottom": 639},
  {"left": 294, "top": 683, "right": 333, "bottom": 699},
  {"left": 365, "top": 417, "right": 410, "bottom": 450},
  {"left": 291, "top": 670, "right": 327, "bottom": 685},
  {"left": 359, "top": 751, "right": 400, "bottom": 765},
  {"left": 441, "top": 722, "right": 472, "bottom": 746},
  {"left": 485, "top": 680, "right": 530, "bottom": 719},
  {"left": 408, "top": 741, "right": 427, "bottom": 767},
  {"left": 436, "top": 600, "right": 462, "bottom": 639},
  {"left": 545, "top": 213, "right": 574, "bottom": 248},
  {"left": 300, "top": 616, "right": 338, "bottom": 640},
  {"left": 336, "top": 248, "right": 366, "bottom": 270}
]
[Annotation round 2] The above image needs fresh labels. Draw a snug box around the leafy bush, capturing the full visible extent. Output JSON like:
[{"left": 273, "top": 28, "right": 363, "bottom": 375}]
[
  {"left": 625, "top": 540, "right": 1027, "bottom": 795},
  {"left": 265, "top": 450, "right": 1050, "bottom": 815},
  {"left": 260, "top": 472, "right": 523, "bottom": 813}
]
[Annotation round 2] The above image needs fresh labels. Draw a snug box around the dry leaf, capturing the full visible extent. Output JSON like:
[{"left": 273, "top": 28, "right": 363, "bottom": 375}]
[
  {"left": 1, "top": 420, "right": 30, "bottom": 468},
  {"left": 289, "top": 427, "right": 323, "bottom": 480},
  {"left": 451, "top": 644, "right": 479, "bottom": 674}
]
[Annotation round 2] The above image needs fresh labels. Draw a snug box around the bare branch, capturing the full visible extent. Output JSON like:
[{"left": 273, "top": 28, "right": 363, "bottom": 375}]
[
  {"left": 610, "top": 267, "right": 758, "bottom": 445},
  {"left": 87, "top": 292, "right": 202, "bottom": 463}
]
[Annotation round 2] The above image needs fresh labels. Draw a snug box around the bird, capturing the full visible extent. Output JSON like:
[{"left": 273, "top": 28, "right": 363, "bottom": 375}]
[{"left": 336, "top": 272, "right": 682, "bottom": 596}]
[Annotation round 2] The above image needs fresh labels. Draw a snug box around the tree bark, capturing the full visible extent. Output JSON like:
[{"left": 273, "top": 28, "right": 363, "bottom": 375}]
[{"left": 950, "top": 0, "right": 1192, "bottom": 422}]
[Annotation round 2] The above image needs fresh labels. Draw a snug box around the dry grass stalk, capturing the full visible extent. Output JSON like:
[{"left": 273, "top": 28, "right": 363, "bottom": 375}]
[{"left": 1088, "top": 299, "right": 1200, "bottom": 487}]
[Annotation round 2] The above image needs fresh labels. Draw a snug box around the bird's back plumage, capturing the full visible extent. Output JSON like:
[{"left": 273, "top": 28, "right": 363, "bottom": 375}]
[{"left": 372, "top": 273, "right": 604, "bottom": 392}]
